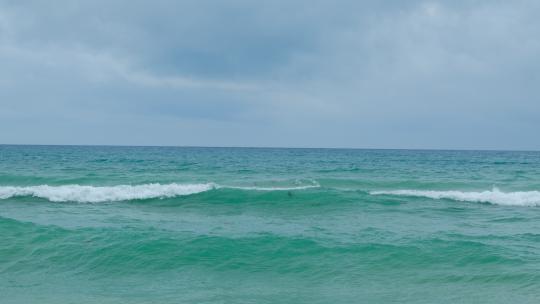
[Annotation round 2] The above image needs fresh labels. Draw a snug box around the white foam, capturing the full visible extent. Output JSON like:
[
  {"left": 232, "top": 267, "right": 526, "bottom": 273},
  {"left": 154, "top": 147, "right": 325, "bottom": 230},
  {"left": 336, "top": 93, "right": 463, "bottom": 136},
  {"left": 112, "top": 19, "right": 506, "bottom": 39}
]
[
  {"left": 0, "top": 183, "right": 216, "bottom": 203},
  {"left": 226, "top": 183, "right": 320, "bottom": 191},
  {"left": 0, "top": 181, "right": 321, "bottom": 203},
  {"left": 370, "top": 188, "right": 540, "bottom": 206}
]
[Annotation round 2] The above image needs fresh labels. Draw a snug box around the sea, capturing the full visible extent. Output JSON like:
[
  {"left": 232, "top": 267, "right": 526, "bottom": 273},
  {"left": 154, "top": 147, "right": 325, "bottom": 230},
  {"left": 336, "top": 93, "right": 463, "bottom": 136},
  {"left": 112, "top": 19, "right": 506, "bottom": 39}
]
[{"left": 1, "top": 145, "right": 540, "bottom": 303}]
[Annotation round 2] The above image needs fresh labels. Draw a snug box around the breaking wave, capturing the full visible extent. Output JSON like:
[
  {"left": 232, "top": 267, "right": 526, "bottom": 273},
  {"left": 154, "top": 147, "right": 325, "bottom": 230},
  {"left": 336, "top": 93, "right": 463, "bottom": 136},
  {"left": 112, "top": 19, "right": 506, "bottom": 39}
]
[
  {"left": 226, "top": 183, "right": 320, "bottom": 191},
  {"left": 0, "top": 183, "right": 216, "bottom": 203},
  {"left": 0, "top": 182, "right": 320, "bottom": 203},
  {"left": 370, "top": 188, "right": 540, "bottom": 206}
]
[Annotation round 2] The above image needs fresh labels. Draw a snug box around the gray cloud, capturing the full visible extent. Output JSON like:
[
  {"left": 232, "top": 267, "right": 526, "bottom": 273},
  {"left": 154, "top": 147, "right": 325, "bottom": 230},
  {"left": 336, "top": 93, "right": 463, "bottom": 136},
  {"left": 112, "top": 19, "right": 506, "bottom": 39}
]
[{"left": 0, "top": 1, "right": 539, "bottom": 149}]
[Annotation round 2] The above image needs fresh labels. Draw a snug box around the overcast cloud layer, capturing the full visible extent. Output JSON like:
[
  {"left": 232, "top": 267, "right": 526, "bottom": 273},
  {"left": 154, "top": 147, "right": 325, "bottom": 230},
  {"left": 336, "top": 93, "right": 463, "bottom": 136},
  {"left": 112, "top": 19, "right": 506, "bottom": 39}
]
[{"left": 1, "top": 0, "right": 539, "bottom": 149}]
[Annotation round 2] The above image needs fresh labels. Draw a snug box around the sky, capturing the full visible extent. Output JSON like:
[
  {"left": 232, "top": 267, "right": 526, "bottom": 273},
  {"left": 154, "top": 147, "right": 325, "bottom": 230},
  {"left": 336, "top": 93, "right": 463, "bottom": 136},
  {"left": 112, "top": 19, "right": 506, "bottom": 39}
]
[{"left": 0, "top": 0, "right": 539, "bottom": 150}]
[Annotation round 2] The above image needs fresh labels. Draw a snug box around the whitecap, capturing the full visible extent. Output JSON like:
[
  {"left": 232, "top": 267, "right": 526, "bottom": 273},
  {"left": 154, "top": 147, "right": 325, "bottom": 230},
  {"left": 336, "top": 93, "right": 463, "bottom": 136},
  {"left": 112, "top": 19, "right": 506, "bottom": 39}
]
[
  {"left": 224, "top": 183, "right": 320, "bottom": 191},
  {"left": 0, "top": 183, "right": 216, "bottom": 203},
  {"left": 370, "top": 188, "right": 540, "bottom": 206},
  {"left": 0, "top": 181, "right": 321, "bottom": 203}
]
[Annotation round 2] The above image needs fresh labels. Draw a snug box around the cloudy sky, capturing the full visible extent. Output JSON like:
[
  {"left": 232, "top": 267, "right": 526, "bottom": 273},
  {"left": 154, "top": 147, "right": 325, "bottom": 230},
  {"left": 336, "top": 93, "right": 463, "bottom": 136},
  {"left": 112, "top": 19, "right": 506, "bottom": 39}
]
[{"left": 1, "top": 0, "right": 539, "bottom": 149}]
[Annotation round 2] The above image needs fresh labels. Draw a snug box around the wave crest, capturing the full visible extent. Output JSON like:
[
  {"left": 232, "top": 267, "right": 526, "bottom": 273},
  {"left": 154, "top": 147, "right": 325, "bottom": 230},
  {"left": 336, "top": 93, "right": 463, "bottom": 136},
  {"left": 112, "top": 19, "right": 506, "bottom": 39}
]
[
  {"left": 226, "top": 183, "right": 320, "bottom": 191},
  {"left": 370, "top": 188, "right": 540, "bottom": 206},
  {"left": 0, "top": 182, "right": 320, "bottom": 203},
  {"left": 0, "top": 183, "right": 216, "bottom": 203}
]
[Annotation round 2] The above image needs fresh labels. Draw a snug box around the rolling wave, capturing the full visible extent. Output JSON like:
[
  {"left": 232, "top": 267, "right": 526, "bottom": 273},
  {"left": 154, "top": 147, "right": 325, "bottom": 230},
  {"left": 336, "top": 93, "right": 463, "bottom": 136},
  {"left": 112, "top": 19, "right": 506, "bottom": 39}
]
[
  {"left": 0, "top": 183, "right": 216, "bottom": 203},
  {"left": 225, "top": 183, "right": 320, "bottom": 191},
  {"left": 0, "top": 182, "right": 320, "bottom": 203},
  {"left": 370, "top": 188, "right": 540, "bottom": 206}
]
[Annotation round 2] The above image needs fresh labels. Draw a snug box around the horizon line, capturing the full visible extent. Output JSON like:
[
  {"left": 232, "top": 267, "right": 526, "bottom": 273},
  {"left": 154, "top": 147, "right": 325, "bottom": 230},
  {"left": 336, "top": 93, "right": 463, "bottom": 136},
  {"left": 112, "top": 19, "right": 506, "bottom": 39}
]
[{"left": 0, "top": 143, "right": 538, "bottom": 153}]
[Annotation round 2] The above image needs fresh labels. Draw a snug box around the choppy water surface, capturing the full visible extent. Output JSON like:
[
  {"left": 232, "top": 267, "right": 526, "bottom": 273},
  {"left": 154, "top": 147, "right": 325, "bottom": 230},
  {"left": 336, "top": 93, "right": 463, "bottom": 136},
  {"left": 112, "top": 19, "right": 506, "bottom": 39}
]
[{"left": 1, "top": 145, "right": 540, "bottom": 303}]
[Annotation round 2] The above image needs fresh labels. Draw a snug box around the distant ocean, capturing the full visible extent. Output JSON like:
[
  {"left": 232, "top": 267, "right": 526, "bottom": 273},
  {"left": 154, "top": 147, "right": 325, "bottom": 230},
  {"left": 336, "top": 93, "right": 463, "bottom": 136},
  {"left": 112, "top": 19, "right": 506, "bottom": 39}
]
[{"left": 2, "top": 145, "right": 540, "bottom": 303}]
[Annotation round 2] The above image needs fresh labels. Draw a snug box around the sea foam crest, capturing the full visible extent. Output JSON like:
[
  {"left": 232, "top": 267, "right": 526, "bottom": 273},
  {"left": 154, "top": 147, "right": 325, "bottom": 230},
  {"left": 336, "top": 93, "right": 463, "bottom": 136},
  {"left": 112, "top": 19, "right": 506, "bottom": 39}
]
[
  {"left": 226, "top": 182, "right": 320, "bottom": 191},
  {"left": 0, "top": 182, "right": 320, "bottom": 203},
  {"left": 370, "top": 188, "right": 540, "bottom": 206},
  {"left": 0, "top": 183, "right": 216, "bottom": 203}
]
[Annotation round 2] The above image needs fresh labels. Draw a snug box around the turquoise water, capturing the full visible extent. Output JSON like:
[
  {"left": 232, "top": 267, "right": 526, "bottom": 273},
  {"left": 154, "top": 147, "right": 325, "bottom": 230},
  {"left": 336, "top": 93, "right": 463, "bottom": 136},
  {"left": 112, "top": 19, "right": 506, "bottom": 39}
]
[{"left": 1, "top": 145, "right": 540, "bottom": 303}]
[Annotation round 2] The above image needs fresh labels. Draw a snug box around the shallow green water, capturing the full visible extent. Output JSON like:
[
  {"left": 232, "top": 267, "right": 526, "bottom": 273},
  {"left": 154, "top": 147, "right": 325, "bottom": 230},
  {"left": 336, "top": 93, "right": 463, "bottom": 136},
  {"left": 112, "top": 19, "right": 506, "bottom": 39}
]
[{"left": 1, "top": 145, "right": 540, "bottom": 303}]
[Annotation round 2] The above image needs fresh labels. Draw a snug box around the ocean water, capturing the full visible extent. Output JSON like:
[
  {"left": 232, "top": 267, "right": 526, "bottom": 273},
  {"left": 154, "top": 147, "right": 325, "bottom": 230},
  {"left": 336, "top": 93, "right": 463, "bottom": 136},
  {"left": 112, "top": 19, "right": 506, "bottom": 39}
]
[{"left": 1, "top": 145, "right": 540, "bottom": 303}]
